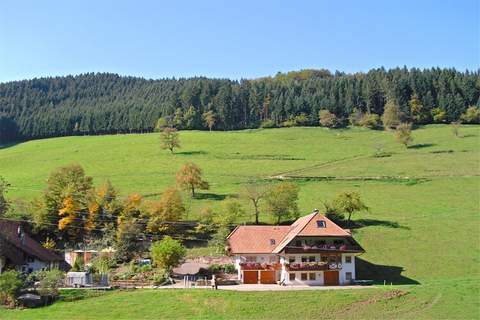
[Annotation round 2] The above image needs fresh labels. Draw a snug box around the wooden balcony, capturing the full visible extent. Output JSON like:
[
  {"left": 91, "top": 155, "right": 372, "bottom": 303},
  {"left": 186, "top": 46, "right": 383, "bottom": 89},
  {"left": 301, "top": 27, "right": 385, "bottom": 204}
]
[
  {"left": 285, "top": 262, "right": 343, "bottom": 271},
  {"left": 284, "top": 244, "right": 363, "bottom": 254},
  {"left": 239, "top": 262, "right": 281, "bottom": 271}
]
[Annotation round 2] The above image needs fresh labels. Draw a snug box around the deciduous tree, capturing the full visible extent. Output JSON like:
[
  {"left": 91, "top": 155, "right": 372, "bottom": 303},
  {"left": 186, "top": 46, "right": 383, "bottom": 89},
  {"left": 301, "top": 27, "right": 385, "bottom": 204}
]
[
  {"left": 382, "top": 99, "right": 402, "bottom": 129},
  {"left": 395, "top": 123, "right": 413, "bottom": 148},
  {"left": 203, "top": 110, "right": 216, "bottom": 131},
  {"left": 150, "top": 236, "right": 186, "bottom": 273},
  {"left": 332, "top": 191, "right": 368, "bottom": 228},
  {"left": 160, "top": 127, "right": 180, "bottom": 154},
  {"left": 176, "top": 162, "right": 209, "bottom": 197},
  {"left": 319, "top": 110, "right": 338, "bottom": 128},
  {"left": 242, "top": 183, "right": 269, "bottom": 224},
  {"left": 147, "top": 188, "right": 185, "bottom": 234},
  {"left": 265, "top": 182, "right": 299, "bottom": 224}
]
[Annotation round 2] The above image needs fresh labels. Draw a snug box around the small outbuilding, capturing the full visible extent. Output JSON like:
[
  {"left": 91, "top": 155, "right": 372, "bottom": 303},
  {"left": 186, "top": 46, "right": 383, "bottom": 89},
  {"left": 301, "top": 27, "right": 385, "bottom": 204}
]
[{"left": 66, "top": 271, "right": 93, "bottom": 287}]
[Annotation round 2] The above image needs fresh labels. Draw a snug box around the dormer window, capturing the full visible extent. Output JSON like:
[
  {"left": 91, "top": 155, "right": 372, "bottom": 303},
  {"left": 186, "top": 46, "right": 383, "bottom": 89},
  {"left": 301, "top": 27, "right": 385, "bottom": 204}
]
[
  {"left": 316, "top": 220, "right": 326, "bottom": 228},
  {"left": 270, "top": 239, "right": 276, "bottom": 245}
]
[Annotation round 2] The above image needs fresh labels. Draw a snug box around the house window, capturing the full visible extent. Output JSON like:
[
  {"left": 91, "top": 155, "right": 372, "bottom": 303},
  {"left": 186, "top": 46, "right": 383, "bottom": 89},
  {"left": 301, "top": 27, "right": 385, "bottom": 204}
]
[
  {"left": 316, "top": 220, "right": 326, "bottom": 228},
  {"left": 301, "top": 256, "right": 308, "bottom": 262},
  {"left": 308, "top": 256, "right": 316, "bottom": 262},
  {"left": 288, "top": 256, "right": 296, "bottom": 263},
  {"left": 301, "top": 273, "right": 308, "bottom": 281},
  {"left": 321, "top": 256, "right": 328, "bottom": 262},
  {"left": 289, "top": 273, "right": 296, "bottom": 281},
  {"left": 295, "top": 240, "right": 302, "bottom": 247},
  {"left": 309, "top": 273, "right": 316, "bottom": 281},
  {"left": 346, "top": 272, "right": 352, "bottom": 281},
  {"left": 270, "top": 239, "right": 276, "bottom": 245},
  {"left": 345, "top": 256, "right": 352, "bottom": 263}
]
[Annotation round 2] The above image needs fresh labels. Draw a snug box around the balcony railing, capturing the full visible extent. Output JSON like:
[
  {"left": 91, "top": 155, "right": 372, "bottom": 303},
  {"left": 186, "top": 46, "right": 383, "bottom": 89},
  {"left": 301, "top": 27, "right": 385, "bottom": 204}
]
[
  {"left": 285, "top": 262, "right": 343, "bottom": 271},
  {"left": 284, "top": 244, "right": 362, "bottom": 253},
  {"left": 239, "top": 262, "right": 281, "bottom": 270}
]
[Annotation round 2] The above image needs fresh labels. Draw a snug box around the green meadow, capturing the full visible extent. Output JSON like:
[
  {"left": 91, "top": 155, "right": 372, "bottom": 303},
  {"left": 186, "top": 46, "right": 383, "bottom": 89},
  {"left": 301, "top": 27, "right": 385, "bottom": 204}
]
[{"left": 1, "top": 124, "right": 479, "bottom": 319}]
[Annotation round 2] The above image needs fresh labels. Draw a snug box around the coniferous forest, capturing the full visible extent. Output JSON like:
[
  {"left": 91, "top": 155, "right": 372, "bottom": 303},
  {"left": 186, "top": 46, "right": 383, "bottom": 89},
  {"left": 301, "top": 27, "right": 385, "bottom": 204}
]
[{"left": 0, "top": 67, "right": 478, "bottom": 143}]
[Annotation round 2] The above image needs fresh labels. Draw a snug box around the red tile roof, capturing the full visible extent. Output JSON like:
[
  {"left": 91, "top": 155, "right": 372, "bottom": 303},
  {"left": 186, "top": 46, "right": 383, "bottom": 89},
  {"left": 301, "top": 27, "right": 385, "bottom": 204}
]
[
  {"left": 227, "top": 212, "right": 355, "bottom": 254},
  {"left": 0, "top": 220, "right": 63, "bottom": 262},
  {"left": 227, "top": 225, "right": 290, "bottom": 254}
]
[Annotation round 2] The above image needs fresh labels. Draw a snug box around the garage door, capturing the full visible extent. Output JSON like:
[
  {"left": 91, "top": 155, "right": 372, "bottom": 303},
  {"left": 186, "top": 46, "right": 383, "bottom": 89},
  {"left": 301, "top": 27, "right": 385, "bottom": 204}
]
[
  {"left": 243, "top": 271, "right": 258, "bottom": 284},
  {"left": 260, "top": 271, "right": 276, "bottom": 284},
  {"left": 324, "top": 271, "right": 339, "bottom": 286}
]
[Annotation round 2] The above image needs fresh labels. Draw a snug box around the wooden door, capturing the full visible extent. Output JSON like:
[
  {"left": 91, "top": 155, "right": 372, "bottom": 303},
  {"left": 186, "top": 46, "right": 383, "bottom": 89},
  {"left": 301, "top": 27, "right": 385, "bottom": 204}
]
[
  {"left": 260, "top": 271, "right": 276, "bottom": 284},
  {"left": 243, "top": 271, "right": 258, "bottom": 284},
  {"left": 324, "top": 271, "right": 339, "bottom": 285}
]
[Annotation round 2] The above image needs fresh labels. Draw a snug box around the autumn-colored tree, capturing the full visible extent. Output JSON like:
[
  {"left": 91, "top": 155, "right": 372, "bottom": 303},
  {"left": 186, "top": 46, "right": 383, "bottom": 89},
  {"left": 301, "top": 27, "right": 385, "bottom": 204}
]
[
  {"left": 431, "top": 107, "right": 446, "bottom": 123},
  {"left": 242, "top": 183, "right": 270, "bottom": 224},
  {"left": 176, "top": 162, "right": 209, "bottom": 197},
  {"left": 214, "top": 199, "right": 245, "bottom": 226},
  {"left": 319, "top": 110, "right": 338, "bottom": 128},
  {"left": 395, "top": 123, "right": 413, "bottom": 148},
  {"left": 147, "top": 187, "right": 185, "bottom": 234},
  {"left": 409, "top": 94, "right": 429, "bottom": 124},
  {"left": 460, "top": 106, "right": 480, "bottom": 124},
  {"left": 160, "top": 127, "right": 180, "bottom": 154},
  {"left": 332, "top": 191, "right": 368, "bottom": 228},
  {"left": 265, "top": 182, "right": 299, "bottom": 224},
  {"left": 202, "top": 110, "right": 216, "bottom": 131},
  {"left": 382, "top": 99, "right": 402, "bottom": 129}
]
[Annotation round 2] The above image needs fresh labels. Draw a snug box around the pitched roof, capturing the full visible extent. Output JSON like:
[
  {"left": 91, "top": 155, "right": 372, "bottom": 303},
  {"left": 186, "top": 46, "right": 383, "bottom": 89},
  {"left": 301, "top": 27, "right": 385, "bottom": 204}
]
[
  {"left": 228, "top": 212, "right": 355, "bottom": 254},
  {"left": 0, "top": 220, "right": 63, "bottom": 262},
  {"left": 227, "top": 225, "right": 290, "bottom": 254}
]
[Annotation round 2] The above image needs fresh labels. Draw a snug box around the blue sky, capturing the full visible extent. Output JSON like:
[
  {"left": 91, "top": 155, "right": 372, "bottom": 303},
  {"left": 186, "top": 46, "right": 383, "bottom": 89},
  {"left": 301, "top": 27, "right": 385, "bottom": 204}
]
[{"left": 0, "top": 0, "right": 478, "bottom": 82}]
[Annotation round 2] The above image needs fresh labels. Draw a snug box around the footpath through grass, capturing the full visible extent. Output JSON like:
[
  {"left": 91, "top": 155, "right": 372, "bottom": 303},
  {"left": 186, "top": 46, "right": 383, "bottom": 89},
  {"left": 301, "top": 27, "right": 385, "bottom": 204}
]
[{"left": 0, "top": 125, "right": 479, "bottom": 319}]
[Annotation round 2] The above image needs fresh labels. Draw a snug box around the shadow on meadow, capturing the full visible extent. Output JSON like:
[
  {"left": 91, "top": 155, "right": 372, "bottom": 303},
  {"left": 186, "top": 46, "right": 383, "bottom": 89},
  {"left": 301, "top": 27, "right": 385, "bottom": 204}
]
[
  {"left": 350, "top": 218, "right": 410, "bottom": 230},
  {"left": 408, "top": 143, "right": 436, "bottom": 149},
  {"left": 356, "top": 257, "right": 420, "bottom": 285},
  {"left": 194, "top": 192, "right": 236, "bottom": 200},
  {"left": 176, "top": 150, "right": 208, "bottom": 156}
]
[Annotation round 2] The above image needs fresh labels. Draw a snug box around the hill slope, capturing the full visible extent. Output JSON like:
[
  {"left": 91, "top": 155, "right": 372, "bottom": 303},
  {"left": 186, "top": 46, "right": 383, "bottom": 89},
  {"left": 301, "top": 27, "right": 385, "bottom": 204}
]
[{"left": 0, "top": 125, "right": 479, "bottom": 319}]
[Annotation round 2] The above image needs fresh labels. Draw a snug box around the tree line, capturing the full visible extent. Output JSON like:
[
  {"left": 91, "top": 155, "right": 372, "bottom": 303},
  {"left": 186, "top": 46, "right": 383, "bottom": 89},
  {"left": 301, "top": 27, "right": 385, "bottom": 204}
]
[{"left": 0, "top": 68, "right": 478, "bottom": 143}]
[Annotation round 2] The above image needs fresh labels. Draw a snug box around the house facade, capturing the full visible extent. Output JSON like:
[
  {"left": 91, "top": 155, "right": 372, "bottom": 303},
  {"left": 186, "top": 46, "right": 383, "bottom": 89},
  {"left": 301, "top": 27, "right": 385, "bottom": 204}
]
[
  {"left": 0, "top": 220, "right": 64, "bottom": 274},
  {"left": 226, "top": 210, "right": 364, "bottom": 286}
]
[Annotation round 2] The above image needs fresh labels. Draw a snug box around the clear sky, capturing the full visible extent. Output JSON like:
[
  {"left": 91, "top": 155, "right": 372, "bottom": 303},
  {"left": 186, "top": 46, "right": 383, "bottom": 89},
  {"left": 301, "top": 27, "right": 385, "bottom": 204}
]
[{"left": 0, "top": 0, "right": 478, "bottom": 82}]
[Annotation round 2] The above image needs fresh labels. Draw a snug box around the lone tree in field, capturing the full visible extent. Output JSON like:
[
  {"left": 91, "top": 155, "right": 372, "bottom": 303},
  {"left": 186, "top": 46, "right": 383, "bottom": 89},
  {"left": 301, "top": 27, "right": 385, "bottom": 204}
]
[
  {"left": 150, "top": 236, "right": 186, "bottom": 273},
  {"left": 332, "top": 191, "right": 368, "bottom": 228},
  {"left": 265, "top": 182, "right": 299, "bottom": 224},
  {"left": 382, "top": 99, "right": 402, "bottom": 130},
  {"left": 202, "top": 110, "right": 216, "bottom": 131},
  {"left": 160, "top": 127, "right": 180, "bottom": 154},
  {"left": 451, "top": 121, "right": 461, "bottom": 137},
  {"left": 395, "top": 123, "right": 413, "bottom": 148},
  {"left": 176, "top": 162, "right": 209, "bottom": 197},
  {"left": 318, "top": 110, "right": 338, "bottom": 128},
  {"left": 242, "top": 183, "right": 270, "bottom": 224}
]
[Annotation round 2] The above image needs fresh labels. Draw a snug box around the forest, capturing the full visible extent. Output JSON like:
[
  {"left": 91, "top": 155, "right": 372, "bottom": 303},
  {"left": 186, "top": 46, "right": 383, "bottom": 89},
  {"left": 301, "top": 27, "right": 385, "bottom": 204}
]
[{"left": 0, "top": 67, "right": 478, "bottom": 143}]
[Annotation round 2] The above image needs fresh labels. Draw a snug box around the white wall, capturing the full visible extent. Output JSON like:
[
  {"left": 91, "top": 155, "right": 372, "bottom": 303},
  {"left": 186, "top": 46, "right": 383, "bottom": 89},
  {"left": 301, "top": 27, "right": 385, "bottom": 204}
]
[{"left": 339, "top": 254, "right": 356, "bottom": 285}]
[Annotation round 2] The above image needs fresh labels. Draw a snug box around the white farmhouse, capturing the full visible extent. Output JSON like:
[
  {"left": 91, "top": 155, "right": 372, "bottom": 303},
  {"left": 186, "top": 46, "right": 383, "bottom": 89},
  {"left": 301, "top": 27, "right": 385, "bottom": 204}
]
[{"left": 226, "top": 210, "right": 364, "bottom": 285}]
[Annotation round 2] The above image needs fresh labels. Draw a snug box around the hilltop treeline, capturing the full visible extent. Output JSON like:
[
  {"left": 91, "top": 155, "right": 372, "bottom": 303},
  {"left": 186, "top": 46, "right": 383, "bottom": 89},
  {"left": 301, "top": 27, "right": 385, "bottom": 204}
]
[{"left": 0, "top": 68, "right": 478, "bottom": 143}]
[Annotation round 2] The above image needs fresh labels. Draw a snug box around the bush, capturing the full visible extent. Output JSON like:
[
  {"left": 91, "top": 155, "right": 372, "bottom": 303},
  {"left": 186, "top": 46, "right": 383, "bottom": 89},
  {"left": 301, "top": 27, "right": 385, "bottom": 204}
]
[
  {"left": 150, "top": 236, "right": 186, "bottom": 272},
  {"left": 0, "top": 270, "right": 23, "bottom": 307},
  {"left": 152, "top": 270, "right": 168, "bottom": 286},
  {"left": 294, "top": 113, "right": 310, "bottom": 126},
  {"left": 223, "top": 264, "right": 236, "bottom": 274},
  {"left": 34, "top": 270, "right": 65, "bottom": 298},
  {"left": 281, "top": 118, "right": 296, "bottom": 127},
  {"left": 431, "top": 108, "right": 446, "bottom": 123},
  {"left": 260, "top": 119, "right": 276, "bottom": 128},
  {"left": 358, "top": 113, "right": 381, "bottom": 129},
  {"left": 319, "top": 110, "right": 338, "bottom": 128},
  {"left": 460, "top": 106, "right": 480, "bottom": 124}
]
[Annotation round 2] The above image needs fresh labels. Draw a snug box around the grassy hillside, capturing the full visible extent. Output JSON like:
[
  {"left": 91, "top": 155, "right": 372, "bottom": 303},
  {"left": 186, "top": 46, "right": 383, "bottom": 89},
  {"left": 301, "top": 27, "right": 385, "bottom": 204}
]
[{"left": 1, "top": 125, "right": 479, "bottom": 319}]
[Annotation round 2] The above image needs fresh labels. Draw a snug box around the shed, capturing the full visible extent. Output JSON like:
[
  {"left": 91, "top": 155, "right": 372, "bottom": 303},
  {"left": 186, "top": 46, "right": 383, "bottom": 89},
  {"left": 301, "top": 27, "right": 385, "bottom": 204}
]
[{"left": 66, "top": 271, "right": 92, "bottom": 287}]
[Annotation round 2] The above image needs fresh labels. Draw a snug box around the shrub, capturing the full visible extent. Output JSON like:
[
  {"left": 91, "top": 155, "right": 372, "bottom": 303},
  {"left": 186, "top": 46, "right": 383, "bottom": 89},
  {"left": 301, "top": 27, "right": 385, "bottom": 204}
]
[
  {"left": 223, "top": 264, "right": 236, "bottom": 274},
  {"left": 318, "top": 110, "right": 338, "bottom": 128},
  {"left": 71, "top": 256, "right": 84, "bottom": 272},
  {"left": 395, "top": 123, "right": 413, "bottom": 148},
  {"left": 382, "top": 100, "right": 402, "bottom": 129},
  {"left": 152, "top": 270, "right": 169, "bottom": 286},
  {"left": 150, "top": 236, "right": 186, "bottom": 272},
  {"left": 358, "top": 113, "right": 381, "bottom": 129},
  {"left": 281, "top": 118, "right": 296, "bottom": 127},
  {"left": 348, "top": 108, "right": 363, "bottom": 126},
  {"left": 431, "top": 108, "right": 446, "bottom": 123},
  {"left": 294, "top": 113, "right": 310, "bottom": 126},
  {"left": 0, "top": 270, "right": 23, "bottom": 307},
  {"left": 260, "top": 119, "right": 276, "bottom": 128},
  {"left": 460, "top": 106, "right": 480, "bottom": 124},
  {"left": 33, "top": 270, "right": 65, "bottom": 298}
]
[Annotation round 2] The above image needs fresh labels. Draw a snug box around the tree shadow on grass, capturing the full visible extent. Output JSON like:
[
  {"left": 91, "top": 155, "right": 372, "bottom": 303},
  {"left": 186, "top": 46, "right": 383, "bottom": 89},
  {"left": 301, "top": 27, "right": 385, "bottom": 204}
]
[
  {"left": 176, "top": 151, "right": 208, "bottom": 156},
  {"left": 408, "top": 143, "right": 436, "bottom": 149},
  {"left": 194, "top": 193, "right": 237, "bottom": 201},
  {"left": 461, "top": 133, "right": 477, "bottom": 138},
  {"left": 356, "top": 257, "right": 420, "bottom": 285},
  {"left": 350, "top": 219, "right": 410, "bottom": 230},
  {"left": 0, "top": 142, "right": 21, "bottom": 149}
]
